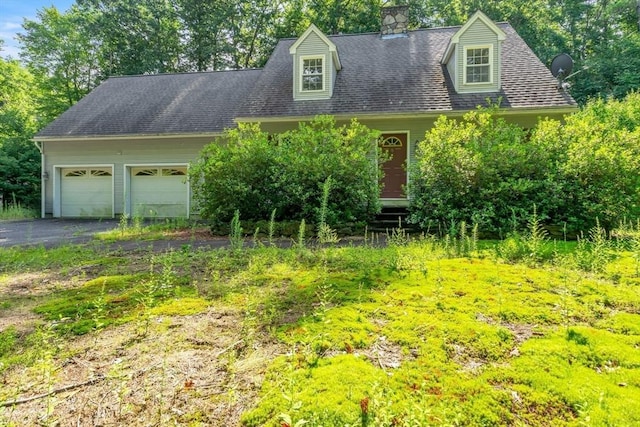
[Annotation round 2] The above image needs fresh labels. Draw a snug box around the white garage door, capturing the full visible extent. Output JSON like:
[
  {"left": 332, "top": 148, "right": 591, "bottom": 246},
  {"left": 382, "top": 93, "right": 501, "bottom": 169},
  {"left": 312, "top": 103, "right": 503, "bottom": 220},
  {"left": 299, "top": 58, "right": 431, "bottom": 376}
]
[
  {"left": 60, "top": 167, "right": 113, "bottom": 217},
  {"left": 130, "top": 166, "right": 188, "bottom": 218}
]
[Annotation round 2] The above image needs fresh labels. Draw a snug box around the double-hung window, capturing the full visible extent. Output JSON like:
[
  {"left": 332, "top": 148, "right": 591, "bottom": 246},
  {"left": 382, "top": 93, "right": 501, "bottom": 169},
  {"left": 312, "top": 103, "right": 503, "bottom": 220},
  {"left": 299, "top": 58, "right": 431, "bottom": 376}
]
[
  {"left": 464, "top": 46, "right": 491, "bottom": 84},
  {"left": 301, "top": 56, "right": 324, "bottom": 91}
]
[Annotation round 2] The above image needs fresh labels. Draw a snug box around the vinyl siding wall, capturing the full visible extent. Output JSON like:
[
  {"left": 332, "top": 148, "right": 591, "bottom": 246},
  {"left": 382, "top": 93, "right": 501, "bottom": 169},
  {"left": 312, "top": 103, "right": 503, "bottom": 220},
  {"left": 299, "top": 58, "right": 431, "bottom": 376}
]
[
  {"left": 42, "top": 137, "right": 213, "bottom": 216},
  {"left": 456, "top": 19, "right": 501, "bottom": 93},
  {"left": 293, "top": 31, "right": 334, "bottom": 100},
  {"left": 446, "top": 50, "right": 457, "bottom": 85}
]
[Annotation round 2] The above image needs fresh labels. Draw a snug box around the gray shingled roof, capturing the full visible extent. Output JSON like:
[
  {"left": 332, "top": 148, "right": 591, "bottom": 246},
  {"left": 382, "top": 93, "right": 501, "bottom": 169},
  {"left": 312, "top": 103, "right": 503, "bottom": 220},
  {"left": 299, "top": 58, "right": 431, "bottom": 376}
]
[
  {"left": 240, "top": 24, "right": 575, "bottom": 118},
  {"left": 36, "top": 23, "right": 575, "bottom": 139},
  {"left": 36, "top": 69, "right": 262, "bottom": 138}
]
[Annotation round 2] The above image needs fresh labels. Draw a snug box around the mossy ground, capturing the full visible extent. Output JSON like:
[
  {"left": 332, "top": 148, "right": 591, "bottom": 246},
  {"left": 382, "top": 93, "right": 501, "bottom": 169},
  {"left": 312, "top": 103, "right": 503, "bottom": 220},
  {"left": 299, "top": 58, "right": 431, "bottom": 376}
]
[
  {"left": 239, "top": 246, "right": 640, "bottom": 426},
  {"left": 0, "top": 233, "right": 639, "bottom": 426}
]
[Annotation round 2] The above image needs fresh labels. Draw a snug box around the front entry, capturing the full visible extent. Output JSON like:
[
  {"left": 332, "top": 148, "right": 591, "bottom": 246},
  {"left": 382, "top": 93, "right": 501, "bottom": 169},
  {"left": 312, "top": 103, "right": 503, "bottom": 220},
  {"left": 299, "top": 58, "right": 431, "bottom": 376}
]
[{"left": 380, "top": 133, "right": 407, "bottom": 198}]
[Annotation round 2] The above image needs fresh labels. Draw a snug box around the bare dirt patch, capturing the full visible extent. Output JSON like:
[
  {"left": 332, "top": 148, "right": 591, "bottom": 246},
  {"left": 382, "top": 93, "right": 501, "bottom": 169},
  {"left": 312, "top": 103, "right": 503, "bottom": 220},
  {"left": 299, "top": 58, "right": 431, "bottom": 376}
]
[
  {"left": 0, "top": 272, "right": 67, "bottom": 333},
  {"left": 0, "top": 307, "right": 284, "bottom": 426}
]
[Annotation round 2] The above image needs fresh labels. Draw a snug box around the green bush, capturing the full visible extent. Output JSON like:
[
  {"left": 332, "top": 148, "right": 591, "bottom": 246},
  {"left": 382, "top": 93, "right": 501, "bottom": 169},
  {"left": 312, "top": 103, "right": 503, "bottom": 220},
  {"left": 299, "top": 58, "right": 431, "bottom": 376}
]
[
  {"left": 0, "top": 58, "right": 41, "bottom": 209},
  {"left": 190, "top": 115, "right": 382, "bottom": 225},
  {"left": 409, "top": 94, "right": 640, "bottom": 235},
  {"left": 558, "top": 94, "right": 640, "bottom": 231},
  {"left": 408, "top": 108, "right": 563, "bottom": 235}
]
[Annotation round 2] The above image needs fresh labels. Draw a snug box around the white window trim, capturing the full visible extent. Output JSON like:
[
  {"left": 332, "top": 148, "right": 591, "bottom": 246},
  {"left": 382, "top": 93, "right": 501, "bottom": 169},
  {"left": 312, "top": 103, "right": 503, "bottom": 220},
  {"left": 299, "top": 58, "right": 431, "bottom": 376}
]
[
  {"left": 463, "top": 44, "right": 493, "bottom": 85},
  {"left": 299, "top": 54, "right": 326, "bottom": 93}
]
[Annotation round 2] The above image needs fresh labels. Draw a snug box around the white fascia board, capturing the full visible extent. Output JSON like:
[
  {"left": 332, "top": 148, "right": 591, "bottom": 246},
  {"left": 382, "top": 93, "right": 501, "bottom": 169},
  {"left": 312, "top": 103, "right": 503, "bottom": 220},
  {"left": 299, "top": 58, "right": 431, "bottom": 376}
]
[
  {"left": 451, "top": 10, "right": 506, "bottom": 44},
  {"left": 32, "top": 132, "right": 224, "bottom": 142},
  {"left": 289, "top": 24, "right": 341, "bottom": 71}
]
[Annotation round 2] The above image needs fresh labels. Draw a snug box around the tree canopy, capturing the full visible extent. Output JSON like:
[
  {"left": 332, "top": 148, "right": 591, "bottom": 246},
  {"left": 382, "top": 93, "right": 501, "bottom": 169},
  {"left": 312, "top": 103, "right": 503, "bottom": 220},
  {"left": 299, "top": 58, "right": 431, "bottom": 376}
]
[
  {"left": 0, "top": 56, "right": 41, "bottom": 208},
  {"left": 11, "top": 0, "right": 640, "bottom": 105}
]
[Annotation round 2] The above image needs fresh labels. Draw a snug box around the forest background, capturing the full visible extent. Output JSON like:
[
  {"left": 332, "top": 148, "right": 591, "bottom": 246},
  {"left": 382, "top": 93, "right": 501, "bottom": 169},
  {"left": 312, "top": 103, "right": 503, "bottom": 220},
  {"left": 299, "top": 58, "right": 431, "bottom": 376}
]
[{"left": 1, "top": 0, "right": 639, "bottom": 210}]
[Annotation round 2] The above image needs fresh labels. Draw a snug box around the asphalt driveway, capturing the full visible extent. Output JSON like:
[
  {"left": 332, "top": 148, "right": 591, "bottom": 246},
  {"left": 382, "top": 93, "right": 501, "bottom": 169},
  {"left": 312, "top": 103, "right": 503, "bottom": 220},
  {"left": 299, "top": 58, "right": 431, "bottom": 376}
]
[
  {"left": 0, "top": 218, "right": 370, "bottom": 250},
  {"left": 0, "top": 219, "right": 121, "bottom": 248}
]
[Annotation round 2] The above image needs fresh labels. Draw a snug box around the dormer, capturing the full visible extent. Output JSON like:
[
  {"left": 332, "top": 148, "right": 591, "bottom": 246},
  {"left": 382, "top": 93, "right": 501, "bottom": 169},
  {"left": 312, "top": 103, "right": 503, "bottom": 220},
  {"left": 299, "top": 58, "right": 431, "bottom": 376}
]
[
  {"left": 442, "top": 11, "right": 506, "bottom": 94},
  {"left": 289, "top": 24, "right": 342, "bottom": 101}
]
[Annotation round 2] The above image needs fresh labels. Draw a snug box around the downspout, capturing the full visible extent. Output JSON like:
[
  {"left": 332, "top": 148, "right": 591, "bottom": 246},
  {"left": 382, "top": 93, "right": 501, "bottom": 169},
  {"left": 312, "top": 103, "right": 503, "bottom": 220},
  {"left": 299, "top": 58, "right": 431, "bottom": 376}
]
[{"left": 33, "top": 140, "right": 45, "bottom": 218}]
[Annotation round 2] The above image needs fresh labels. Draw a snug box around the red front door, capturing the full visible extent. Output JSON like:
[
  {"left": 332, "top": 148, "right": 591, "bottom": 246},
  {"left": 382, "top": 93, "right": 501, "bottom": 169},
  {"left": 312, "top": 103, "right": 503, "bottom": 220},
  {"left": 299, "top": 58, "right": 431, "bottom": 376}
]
[{"left": 380, "top": 133, "right": 407, "bottom": 198}]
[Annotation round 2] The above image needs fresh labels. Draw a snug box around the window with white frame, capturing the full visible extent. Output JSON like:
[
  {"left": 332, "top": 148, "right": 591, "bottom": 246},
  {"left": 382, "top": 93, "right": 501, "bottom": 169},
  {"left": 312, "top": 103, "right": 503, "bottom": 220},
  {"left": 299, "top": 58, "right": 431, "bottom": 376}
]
[
  {"left": 464, "top": 46, "right": 491, "bottom": 84},
  {"left": 301, "top": 56, "right": 324, "bottom": 91}
]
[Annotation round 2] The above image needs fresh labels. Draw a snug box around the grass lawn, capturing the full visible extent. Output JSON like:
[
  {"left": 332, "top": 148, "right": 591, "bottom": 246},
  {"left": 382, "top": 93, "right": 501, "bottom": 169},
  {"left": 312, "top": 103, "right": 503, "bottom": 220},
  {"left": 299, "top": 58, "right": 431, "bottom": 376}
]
[{"left": 1, "top": 228, "right": 639, "bottom": 426}]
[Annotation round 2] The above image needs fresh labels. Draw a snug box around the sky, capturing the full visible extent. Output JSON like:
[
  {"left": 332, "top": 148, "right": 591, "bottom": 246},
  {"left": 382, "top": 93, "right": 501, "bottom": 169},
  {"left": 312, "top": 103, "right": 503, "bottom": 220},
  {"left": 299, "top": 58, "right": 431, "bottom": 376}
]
[{"left": 0, "top": 0, "right": 75, "bottom": 59}]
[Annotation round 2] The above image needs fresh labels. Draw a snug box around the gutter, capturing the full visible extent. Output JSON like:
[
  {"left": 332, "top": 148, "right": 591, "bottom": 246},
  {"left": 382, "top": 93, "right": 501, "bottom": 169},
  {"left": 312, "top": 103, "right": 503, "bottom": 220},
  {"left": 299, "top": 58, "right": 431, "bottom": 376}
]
[
  {"left": 33, "top": 141, "right": 45, "bottom": 218},
  {"left": 32, "top": 132, "right": 224, "bottom": 143}
]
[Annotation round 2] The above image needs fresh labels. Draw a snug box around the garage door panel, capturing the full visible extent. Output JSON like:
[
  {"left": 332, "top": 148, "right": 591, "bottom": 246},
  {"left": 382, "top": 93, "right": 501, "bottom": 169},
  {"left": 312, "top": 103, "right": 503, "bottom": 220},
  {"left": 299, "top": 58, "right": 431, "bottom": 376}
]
[
  {"left": 60, "top": 168, "right": 113, "bottom": 217},
  {"left": 130, "top": 167, "right": 188, "bottom": 218}
]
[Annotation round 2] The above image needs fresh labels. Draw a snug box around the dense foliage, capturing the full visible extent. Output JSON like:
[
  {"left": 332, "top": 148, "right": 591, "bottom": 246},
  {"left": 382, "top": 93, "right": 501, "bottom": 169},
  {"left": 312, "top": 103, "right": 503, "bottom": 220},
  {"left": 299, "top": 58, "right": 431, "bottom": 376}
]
[
  {"left": 190, "top": 116, "right": 382, "bottom": 225},
  {"left": 559, "top": 93, "right": 640, "bottom": 230},
  {"left": 0, "top": 56, "right": 40, "bottom": 209},
  {"left": 409, "top": 93, "right": 640, "bottom": 235}
]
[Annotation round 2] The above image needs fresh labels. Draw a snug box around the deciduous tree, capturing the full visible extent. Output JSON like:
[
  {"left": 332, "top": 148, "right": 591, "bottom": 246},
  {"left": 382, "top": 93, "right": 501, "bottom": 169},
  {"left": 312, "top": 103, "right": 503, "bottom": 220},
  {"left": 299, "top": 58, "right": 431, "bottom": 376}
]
[
  {"left": 18, "top": 6, "right": 100, "bottom": 121},
  {"left": 0, "top": 57, "right": 41, "bottom": 208}
]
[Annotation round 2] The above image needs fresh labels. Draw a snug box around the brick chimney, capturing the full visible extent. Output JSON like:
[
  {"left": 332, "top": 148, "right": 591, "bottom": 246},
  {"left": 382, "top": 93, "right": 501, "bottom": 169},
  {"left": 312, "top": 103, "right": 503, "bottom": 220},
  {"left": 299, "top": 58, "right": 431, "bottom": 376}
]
[{"left": 381, "top": 5, "right": 409, "bottom": 37}]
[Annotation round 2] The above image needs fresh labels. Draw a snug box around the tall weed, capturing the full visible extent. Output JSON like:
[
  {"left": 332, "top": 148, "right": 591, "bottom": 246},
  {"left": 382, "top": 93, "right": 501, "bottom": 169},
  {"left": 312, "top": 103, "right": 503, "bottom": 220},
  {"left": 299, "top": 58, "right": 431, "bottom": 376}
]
[
  {"left": 570, "top": 219, "right": 612, "bottom": 273},
  {"left": 229, "top": 210, "right": 244, "bottom": 251},
  {"left": 495, "top": 205, "right": 551, "bottom": 264},
  {"left": 387, "top": 217, "right": 409, "bottom": 247},
  {"left": 0, "top": 194, "right": 38, "bottom": 220},
  {"left": 317, "top": 176, "right": 339, "bottom": 245},
  {"left": 268, "top": 208, "right": 277, "bottom": 246}
]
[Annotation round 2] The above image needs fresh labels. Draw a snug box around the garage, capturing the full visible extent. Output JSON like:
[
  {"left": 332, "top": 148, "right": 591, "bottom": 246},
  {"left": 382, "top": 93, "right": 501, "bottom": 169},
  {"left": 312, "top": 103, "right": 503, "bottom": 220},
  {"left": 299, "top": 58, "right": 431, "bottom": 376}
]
[
  {"left": 60, "top": 167, "right": 113, "bottom": 217},
  {"left": 130, "top": 166, "right": 189, "bottom": 218}
]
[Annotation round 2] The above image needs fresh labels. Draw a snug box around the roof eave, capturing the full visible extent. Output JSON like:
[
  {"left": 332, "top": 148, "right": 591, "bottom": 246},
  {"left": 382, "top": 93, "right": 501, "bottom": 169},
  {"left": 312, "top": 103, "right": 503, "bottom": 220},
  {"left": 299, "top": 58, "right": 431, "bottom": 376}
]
[
  {"left": 236, "top": 105, "right": 578, "bottom": 123},
  {"left": 33, "top": 131, "right": 225, "bottom": 142},
  {"left": 442, "top": 41, "right": 455, "bottom": 64}
]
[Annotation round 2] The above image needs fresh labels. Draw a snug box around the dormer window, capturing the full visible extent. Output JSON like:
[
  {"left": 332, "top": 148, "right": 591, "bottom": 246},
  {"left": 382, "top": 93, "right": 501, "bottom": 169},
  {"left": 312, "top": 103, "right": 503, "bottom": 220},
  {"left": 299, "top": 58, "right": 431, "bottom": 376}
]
[
  {"left": 464, "top": 45, "right": 492, "bottom": 84},
  {"left": 301, "top": 56, "right": 324, "bottom": 91},
  {"left": 289, "top": 24, "right": 341, "bottom": 100},
  {"left": 441, "top": 11, "right": 505, "bottom": 93}
]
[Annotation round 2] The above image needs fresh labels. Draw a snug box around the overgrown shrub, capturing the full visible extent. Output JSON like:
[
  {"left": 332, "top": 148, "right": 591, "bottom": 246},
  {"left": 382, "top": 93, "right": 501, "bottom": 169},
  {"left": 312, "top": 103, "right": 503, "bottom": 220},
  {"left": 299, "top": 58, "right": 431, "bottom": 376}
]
[
  {"left": 190, "top": 115, "right": 382, "bottom": 225},
  {"left": 408, "top": 107, "right": 563, "bottom": 235},
  {"left": 409, "top": 94, "right": 640, "bottom": 235},
  {"left": 558, "top": 94, "right": 640, "bottom": 231}
]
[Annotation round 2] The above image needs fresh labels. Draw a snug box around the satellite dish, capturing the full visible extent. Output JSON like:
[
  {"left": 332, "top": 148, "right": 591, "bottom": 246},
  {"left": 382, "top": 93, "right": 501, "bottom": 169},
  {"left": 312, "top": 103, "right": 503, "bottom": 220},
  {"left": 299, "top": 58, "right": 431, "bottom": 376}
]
[{"left": 551, "top": 53, "right": 574, "bottom": 79}]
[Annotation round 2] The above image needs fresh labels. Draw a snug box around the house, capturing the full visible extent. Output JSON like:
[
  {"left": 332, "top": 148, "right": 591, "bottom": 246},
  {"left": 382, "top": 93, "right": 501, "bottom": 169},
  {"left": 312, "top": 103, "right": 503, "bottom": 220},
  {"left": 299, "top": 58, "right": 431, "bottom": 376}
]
[{"left": 33, "top": 8, "right": 576, "bottom": 219}]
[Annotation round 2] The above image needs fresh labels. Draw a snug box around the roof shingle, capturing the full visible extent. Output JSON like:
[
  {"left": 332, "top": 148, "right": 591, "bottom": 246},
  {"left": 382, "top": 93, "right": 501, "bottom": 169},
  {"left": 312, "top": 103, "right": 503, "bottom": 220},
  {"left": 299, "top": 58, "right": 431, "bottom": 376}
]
[
  {"left": 240, "top": 24, "right": 575, "bottom": 119},
  {"left": 36, "top": 23, "right": 575, "bottom": 139},
  {"left": 36, "top": 69, "right": 262, "bottom": 138}
]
